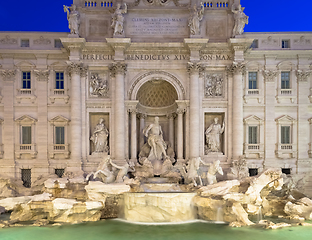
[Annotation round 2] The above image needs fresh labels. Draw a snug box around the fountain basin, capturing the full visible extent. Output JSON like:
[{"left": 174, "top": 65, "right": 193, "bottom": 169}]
[{"left": 123, "top": 192, "right": 197, "bottom": 223}]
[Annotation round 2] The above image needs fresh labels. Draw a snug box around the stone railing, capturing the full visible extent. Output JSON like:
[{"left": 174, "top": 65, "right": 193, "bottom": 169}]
[
  {"left": 15, "top": 144, "right": 37, "bottom": 159},
  {"left": 49, "top": 144, "right": 70, "bottom": 159}
]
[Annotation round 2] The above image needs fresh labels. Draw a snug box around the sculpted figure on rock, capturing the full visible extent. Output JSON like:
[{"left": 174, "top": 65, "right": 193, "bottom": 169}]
[
  {"left": 232, "top": 4, "right": 249, "bottom": 36},
  {"left": 205, "top": 117, "right": 225, "bottom": 153},
  {"left": 111, "top": 3, "right": 127, "bottom": 36},
  {"left": 90, "top": 118, "right": 109, "bottom": 154},
  {"left": 188, "top": 3, "right": 204, "bottom": 35},
  {"left": 63, "top": 4, "right": 80, "bottom": 35}
]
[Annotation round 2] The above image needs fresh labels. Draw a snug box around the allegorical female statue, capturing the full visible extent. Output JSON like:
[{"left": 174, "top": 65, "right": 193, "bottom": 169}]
[
  {"left": 90, "top": 118, "right": 109, "bottom": 154},
  {"left": 232, "top": 4, "right": 249, "bottom": 36},
  {"left": 205, "top": 117, "right": 225, "bottom": 153},
  {"left": 63, "top": 4, "right": 80, "bottom": 35},
  {"left": 188, "top": 2, "right": 204, "bottom": 35},
  {"left": 111, "top": 3, "right": 127, "bottom": 36}
]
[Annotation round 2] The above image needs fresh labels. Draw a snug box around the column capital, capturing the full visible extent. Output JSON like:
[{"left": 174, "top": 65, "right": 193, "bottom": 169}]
[
  {"left": 67, "top": 61, "right": 87, "bottom": 76},
  {"left": 166, "top": 113, "right": 177, "bottom": 119},
  {"left": 226, "top": 62, "right": 246, "bottom": 75},
  {"left": 187, "top": 62, "right": 204, "bottom": 74},
  {"left": 138, "top": 113, "right": 147, "bottom": 119},
  {"left": 128, "top": 108, "right": 137, "bottom": 114},
  {"left": 34, "top": 69, "right": 50, "bottom": 81},
  {"left": 263, "top": 70, "right": 278, "bottom": 82},
  {"left": 176, "top": 108, "right": 186, "bottom": 114},
  {"left": 109, "top": 62, "right": 127, "bottom": 77},
  {"left": 296, "top": 70, "right": 311, "bottom": 82},
  {"left": 0, "top": 69, "right": 16, "bottom": 81}
]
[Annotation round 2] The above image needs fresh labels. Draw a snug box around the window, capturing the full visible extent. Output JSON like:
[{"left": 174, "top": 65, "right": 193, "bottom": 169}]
[
  {"left": 282, "top": 168, "right": 291, "bottom": 175},
  {"left": 251, "top": 39, "right": 258, "bottom": 49},
  {"left": 21, "top": 169, "right": 31, "bottom": 188},
  {"left": 55, "top": 126, "right": 65, "bottom": 144},
  {"left": 281, "top": 72, "right": 290, "bottom": 89},
  {"left": 282, "top": 40, "right": 290, "bottom": 49},
  {"left": 248, "top": 126, "right": 258, "bottom": 144},
  {"left": 281, "top": 126, "right": 290, "bottom": 144},
  {"left": 22, "top": 126, "right": 31, "bottom": 144},
  {"left": 55, "top": 169, "right": 65, "bottom": 178},
  {"left": 248, "top": 72, "right": 257, "bottom": 89},
  {"left": 55, "top": 72, "right": 64, "bottom": 89},
  {"left": 54, "top": 39, "right": 63, "bottom": 48},
  {"left": 21, "top": 39, "right": 29, "bottom": 47},
  {"left": 249, "top": 168, "right": 258, "bottom": 176},
  {"left": 22, "top": 71, "right": 31, "bottom": 89}
]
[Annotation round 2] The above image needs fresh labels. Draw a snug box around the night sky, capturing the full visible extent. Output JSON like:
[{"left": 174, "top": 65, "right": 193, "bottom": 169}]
[{"left": 0, "top": 0, "right": 310, "bottom": 33}]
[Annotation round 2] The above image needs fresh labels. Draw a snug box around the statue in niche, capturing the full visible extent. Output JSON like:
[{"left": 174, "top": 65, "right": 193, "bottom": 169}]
[
  {"left": 205, "top": 74, "right": 223, "bottom": 97},
  {"left": 63, "top": 4, "right": 80, "bottom": 35},
  {"left": 90, "top": 73, "right": 109, "bottom": 97},
  {"left": 111, "top": 3, "right": 127, "bottom": 36},
  {"left": 143, "top": 116, "right": 168, "bottom": 175},
  {"left": 232, "top": 4, "right": 249, "bottom": 36},
  {"left": 205, "top": 117, "right": 225, "bottom": 153},
  {"left": 90, "top": 118, "right": 109, "bottom": 154},
  {"left": 188, "top": 2, "right": 204, "bottom": 35}
]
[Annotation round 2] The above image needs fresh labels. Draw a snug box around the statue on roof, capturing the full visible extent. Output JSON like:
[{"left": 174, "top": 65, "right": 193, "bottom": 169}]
[
  {"left": 232, "top": 4, "right": 249, "bottom": 36},
  {"left": 63, "top": 4, "right": 80, "bottom": 36},
  {"left": 188, "top": 2, "right": 204, "bottom": 35},
  {"left": 111, "top": 3, "right": 128, "bottom": 36}
]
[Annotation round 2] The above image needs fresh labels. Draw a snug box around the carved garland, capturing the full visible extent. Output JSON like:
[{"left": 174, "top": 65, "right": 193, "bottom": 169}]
[
  {"left": 128, "top": 71, "right": 185, "bottom": 99},
  {"left": 296, "top": 70, "right": 311, "bottom": 82},
  {"left": 0, "top": 69, "right": 17, "bottom": 81},
  {"left": 34, "top": 70, "right": 50, "bottom": 81}
]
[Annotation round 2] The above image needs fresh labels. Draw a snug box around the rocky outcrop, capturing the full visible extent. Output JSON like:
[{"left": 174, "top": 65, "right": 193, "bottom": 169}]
[
  {"left": 10, "top": 198, "right": 104, "bottom": 224},
  {"left": 284, "top": 197, "right": 312, "bottom": 220}
]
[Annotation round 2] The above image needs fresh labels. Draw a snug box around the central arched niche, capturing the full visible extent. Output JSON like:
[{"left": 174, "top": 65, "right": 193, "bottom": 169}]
[{"left": 136, "top": 79, "right": 178, "bottom": 108}]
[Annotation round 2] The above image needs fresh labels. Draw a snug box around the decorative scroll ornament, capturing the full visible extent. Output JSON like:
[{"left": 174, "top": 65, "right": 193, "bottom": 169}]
[
  {"left": 90, "top": 73, "right": 109, "bottom": 97},
  {"left": 34, "top": 70, "right": 50, "bottom": 81},
  {"left": 205, "top": 73, "right": 223, "bottom": 97},
  {"left": 261, "top": 36, "right": 278, "bottom": 46},
  {"left": 187, "top": 62, "right": 204, "bottom": 74},
  {"left": 0, "top": 69, "right": 17, "bottom": 81},
  {"left": 144, "top": 0, "right": 170, "bottom": 5},
  {"left": 263, "top": 70, "right": 277, "bottom": 82},
  {"left": 109, "top": 62, "right": 127, "bottom": 77},
  {"left": 34, "top": 36, "right": 51, "bottom": 45},
  {"left": 296, "top": 70, "right": 311, "bottom": 82},
  {"left": 226, "top": 62, "right": 246, "bottom": 74},
  {"left": 0, "top": 35, "right": 17, "bottom": 44}
]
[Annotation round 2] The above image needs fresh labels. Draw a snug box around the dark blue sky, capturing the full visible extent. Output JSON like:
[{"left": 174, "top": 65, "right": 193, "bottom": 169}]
[{"left": 0, "top": 0, "right": 311, "bottom": 32}]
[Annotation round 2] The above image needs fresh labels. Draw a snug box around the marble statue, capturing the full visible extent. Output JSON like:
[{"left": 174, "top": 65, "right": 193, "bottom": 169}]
[
  {"left": 207, "top": 160, "right": 223, "bottom": 185},
  {"left": 143, "top": 116, "right": 168, "bottom": 174},
  {"left": 90, "top": 74, "right": 109, "bottom": 97},
  {"left": 188, "top": 3, "right": 204, "bottom": 35},
  {"left": 160, "top": 158, "right": 181, "bottom": 180},
  {"left": 109, "top": 159, "right": 135, "bottom": 183},
  {"left": 232, "top": 4, "right": 249, "bottom": 36},
  {"left": 111, "top": 3, "right": 127, "bottom": 36},
  {"left": 134, "top": 158, "right": 154, "bottom": 179},
  {"left": 90, "top": 118, "right": 109, "bottom": 154},
  {"left": 86, "top": 157, "right": 115, "bottom": 183},
  {"left": 63, "top": 4, "right": 80, "bottom": 35},
  {"left": 205, "top": 117, "right": 225, "bottom": 153},
  {"left": 180, "top": 157, "right": 203, "bottom": 186}
]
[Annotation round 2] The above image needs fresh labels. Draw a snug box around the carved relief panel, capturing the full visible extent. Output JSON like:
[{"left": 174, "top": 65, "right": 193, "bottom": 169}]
[
  {"left": 204, "top": 73, "right": 224, "bottom": 98},
  {"left": 89, "top": 72, "right": 109, "bottom": 98}
]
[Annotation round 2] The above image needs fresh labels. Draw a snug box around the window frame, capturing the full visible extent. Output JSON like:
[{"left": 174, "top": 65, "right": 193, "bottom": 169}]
[
  {"left": 22, "top": 71, "right": 31, "bottom": 89},
  {"left": 248, "top": 72, "right": 258, "bottom": 90},
  {"left": 282, "top": 39, "right": 290, "bottom": 49}
]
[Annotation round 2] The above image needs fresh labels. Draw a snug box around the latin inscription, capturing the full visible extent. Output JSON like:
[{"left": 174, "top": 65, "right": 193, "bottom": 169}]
[
  {"left": 127, "top": 17, "right": 188, "bottom": 36},
  {"left": 82, "top": 54, "right": 232, "bottom": 61}
]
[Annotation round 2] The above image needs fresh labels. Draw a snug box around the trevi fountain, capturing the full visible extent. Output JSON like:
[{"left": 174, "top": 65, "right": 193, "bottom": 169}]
[{"left": 1, "top": 0, "right": 312, "bottom": 239}]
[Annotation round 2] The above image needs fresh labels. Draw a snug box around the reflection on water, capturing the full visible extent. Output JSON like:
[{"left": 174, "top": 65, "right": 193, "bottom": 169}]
[{"left": 0, "top": 219, "right": 312, "bottom": 240}]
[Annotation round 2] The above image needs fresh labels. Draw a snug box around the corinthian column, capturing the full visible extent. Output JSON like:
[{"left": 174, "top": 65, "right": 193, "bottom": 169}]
[
  {"left": 176, "top": 108, "right": 185, "bottom": 161},
  {"left": 67, "top": 62, "right": 86, "bottom": 166},
  {"left": 129, "top": 108, "right": 137, "bottom": 161},
  {"left": 188, "top": 62, "right": 204, "bottom": 159},
  {"left": 227, "top": 62, "right": 245, "bottom": 159},
  {"left": 110, "top": 62, "right": 127, "bottom": 163}
]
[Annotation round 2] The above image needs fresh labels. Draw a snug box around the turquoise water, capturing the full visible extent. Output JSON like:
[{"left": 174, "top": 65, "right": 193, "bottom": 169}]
[{"left": 0, "top": 219, "right": 312, "bottom": 240}]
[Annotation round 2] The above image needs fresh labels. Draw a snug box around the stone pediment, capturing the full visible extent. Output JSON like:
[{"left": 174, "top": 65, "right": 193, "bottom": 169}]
[
  {"left": 275, "top": 115, "right": 296, "bottom": 123},
  {"left": 15, "top": 115, "right": 37, "bottom": 123},
  {"left": 49, "top": 115, "right": 70, "bottom": 124},
  {"left": 244, "top": 115, "right": 263, "bottom": 124}
]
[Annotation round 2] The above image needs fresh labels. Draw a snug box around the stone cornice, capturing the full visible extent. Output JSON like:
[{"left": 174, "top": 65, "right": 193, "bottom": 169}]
[{"left": 228, "top": 38, "right": 254, "bottom": 52}]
